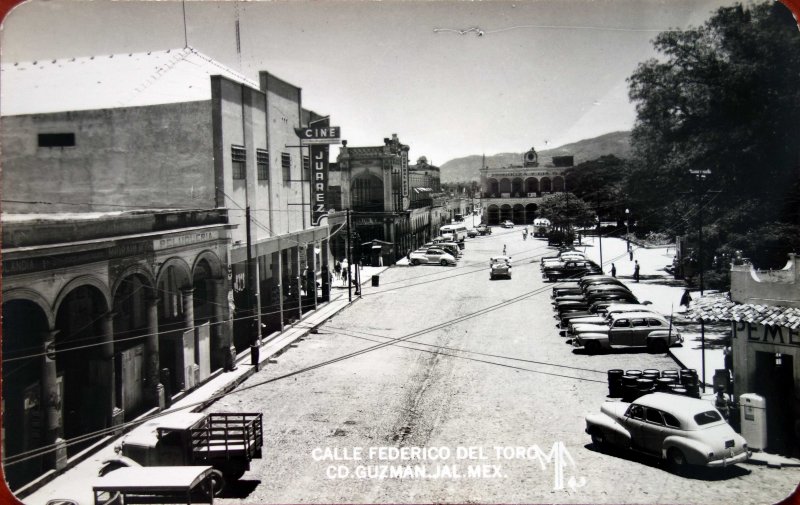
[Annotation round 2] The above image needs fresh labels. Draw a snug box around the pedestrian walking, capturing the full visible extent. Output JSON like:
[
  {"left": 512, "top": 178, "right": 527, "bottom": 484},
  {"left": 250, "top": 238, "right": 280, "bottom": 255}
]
[
  {"left": 334, "top": 259, "right": 342, "bottom": 280},
  {"left": 634, "top": 260, "right": 640, "bottom": 282},
  {"left": 610, "top": 263, "right": 616, "bottom": 278},
  {"left": 503, "top": 244, "right": 507, "bottom": 255},
  {"left": 680, "top": 288, "right": 692, "bottom": 307},
  {"left": 629, "top": 249, "right": 634, "bottom": 261}
]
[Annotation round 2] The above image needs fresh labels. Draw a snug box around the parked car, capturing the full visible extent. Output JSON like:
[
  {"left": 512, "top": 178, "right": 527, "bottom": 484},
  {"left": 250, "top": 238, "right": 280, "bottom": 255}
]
[
  {"left": 467, "top": 229, "right": 479, "bottom": 238},
  {"left": 409, "top": 248, "right": 457, "bottom": 266},
  {"left": 501, "top": 220, "right": 515, "bottom": 228},
  {"left": 565, "top": 304, "right": 659, "bottom": 327},
  {"left": 571, "top": 312, "right": 681, "bottom": 354},
  {"left": 476, "top": 224, "right": 492, "bottom": 235},
  {"left": 102, "top": 411, "right": 263, "bottom": 491},
  {"left": 585, "top": 393, "right": 750, "bottom": 470},
  {"left": 490, "top": 256, "right": 512, "bottom": 280},
  {"left": 543, "top": 260, "right": 603, "bottom": 281}
]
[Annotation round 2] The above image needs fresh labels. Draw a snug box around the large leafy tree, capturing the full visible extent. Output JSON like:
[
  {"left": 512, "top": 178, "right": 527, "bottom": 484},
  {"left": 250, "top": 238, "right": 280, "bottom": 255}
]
[
  {"left": 627, "top": 1, "right": 800, "bottom": 266},
  {"left": 538, "top": 193, "right": 597, "bottom": 230}
]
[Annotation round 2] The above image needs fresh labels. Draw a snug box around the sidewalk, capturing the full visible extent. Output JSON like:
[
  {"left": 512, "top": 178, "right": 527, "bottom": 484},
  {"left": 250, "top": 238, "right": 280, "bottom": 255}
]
[{"left": 22, "top": 291, "right": 356, "bottom": 505}]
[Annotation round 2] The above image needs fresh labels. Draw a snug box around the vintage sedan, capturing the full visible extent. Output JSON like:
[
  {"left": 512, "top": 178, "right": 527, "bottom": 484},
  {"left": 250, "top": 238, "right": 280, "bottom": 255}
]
[
  {"left": 467, "top": 229, "right": 479, "bottom": 238},
  {"left": 585, "top": 393, "right": 750, "bottom": 470},
  {"left": 500, "top": 220, "right": 515, "bottom": 228},
  {"left": 409, "top": 248, "right": 457, "bottom": 266},
  {"left": 490, "top": 256, "right": 512, "bottom": 280},
  {"left": 571, "top": 313, "right": 682, "bottom": 354}
]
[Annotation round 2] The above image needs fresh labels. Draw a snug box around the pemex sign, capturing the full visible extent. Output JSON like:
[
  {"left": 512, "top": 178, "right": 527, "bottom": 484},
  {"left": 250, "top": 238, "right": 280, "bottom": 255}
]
[{"left": 295, "top": 122, "right": 341, "bottom": 225}]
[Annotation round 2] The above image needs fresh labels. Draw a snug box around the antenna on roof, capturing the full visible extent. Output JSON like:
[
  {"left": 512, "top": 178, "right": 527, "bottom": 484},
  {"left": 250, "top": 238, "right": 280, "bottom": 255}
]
[{"left": 182, "top": 1, "right": 188, "bottom": 48}]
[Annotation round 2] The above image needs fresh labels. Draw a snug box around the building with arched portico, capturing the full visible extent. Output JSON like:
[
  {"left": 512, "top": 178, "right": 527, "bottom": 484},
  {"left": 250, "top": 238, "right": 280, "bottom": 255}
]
[
  {"left": 479, "top": 147, "right": 573, "bottom": 226},
  {"left": 1, "top": 47, "right": 335, "bottom": 491}
]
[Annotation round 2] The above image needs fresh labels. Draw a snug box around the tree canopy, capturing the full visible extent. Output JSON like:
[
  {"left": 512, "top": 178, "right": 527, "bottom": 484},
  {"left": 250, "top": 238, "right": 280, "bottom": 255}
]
[{"left": 625, "top": 1, "right": 800, "bottom": 268}]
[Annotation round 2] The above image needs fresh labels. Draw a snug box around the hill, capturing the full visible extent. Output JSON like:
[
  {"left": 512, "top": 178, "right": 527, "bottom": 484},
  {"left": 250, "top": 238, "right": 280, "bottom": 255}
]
[{"left": 439, "top": 131, "right": 632, "bottom": 183}]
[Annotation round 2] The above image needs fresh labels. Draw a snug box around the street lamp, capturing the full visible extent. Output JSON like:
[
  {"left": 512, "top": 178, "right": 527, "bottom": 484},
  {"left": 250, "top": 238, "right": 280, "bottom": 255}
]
[{"left": 625, "top": 208, "right": 630, "bottom": 251}]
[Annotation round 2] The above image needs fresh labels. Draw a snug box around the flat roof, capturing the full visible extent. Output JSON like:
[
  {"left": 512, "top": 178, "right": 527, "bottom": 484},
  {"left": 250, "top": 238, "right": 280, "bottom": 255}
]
[{"left": 1, "top": 46, "right": 259, "bottom": 116}]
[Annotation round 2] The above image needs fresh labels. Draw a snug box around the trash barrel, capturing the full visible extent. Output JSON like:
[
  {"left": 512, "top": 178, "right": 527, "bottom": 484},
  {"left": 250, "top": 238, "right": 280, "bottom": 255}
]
[
  {"left": 662, "top": 369, "right": 680, "bottom": 379},
  {"left": 655, "top": 377, "right": 676, "bottom": 392},
  {"left": 625, "top": 369, "right": 643, "bottom": 380},
  {"left": 621, "top": 375, "right": 639, "bottom": 402},
  {"left": 669, "top": 385, "right": 688, "bottom": 396},
  {"left": 642, "top": 369, "right": 660, "bottom": 380},
  {"left": 636, "top": 378, "right": 655, "bottom": 395},
  {"left": 607, "top": 369, "right": 624, "bottom": 398},
  {"left": 372, "top": 275, "right": 380, "bottom": 287}
]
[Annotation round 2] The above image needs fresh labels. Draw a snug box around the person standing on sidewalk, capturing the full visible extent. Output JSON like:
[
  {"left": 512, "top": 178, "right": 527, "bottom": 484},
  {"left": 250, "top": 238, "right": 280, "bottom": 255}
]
[
  {"left": 611, "top": 263, "right": 616, "bottom": 278},
  {"left": 634, "top": 260, "right": 640, "bottom": 282},
  {"left": 629, "top": 249, "right": 634, "bottom": 261},
  {"left": 334, "top": 259, "right": 342, "bottom": 281}
]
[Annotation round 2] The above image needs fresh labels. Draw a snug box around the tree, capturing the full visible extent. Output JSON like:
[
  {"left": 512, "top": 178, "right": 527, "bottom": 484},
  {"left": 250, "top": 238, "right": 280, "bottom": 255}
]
[
  {"left": 538, "top": 193, "right": 597, "bottom": 231},
  {"left": 626, "top": 1, "right": 800, "bottom": 266}
]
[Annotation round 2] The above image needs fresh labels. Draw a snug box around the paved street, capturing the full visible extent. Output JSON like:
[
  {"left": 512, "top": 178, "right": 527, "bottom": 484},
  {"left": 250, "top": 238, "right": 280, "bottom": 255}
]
[{"left": 205, "top": 227, "right": 800, "bottom": 504}]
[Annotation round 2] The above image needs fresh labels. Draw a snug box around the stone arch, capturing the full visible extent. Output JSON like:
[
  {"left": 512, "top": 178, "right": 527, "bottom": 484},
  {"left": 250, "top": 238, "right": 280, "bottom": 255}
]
[
  {"left": 500, "top": 204, "right": 512, "bottom": 222},
  {"left": 541, "top": 177, "right": 552, "bottom": 193},
  {"left": 511, "top": 178, "right": 524, "bottom": 196},
  {"left": 487, "top": 178, "right": 499, "bottom": 195},
  {"left": 111, "top": 264, "right": 157, "bottom": 301},
  {"left": 525, "top": 203, "right": 539, "bottom": 224},
  {"left": 499, "top": 178, "right": 511, "bottom": 194},
  {"left": 1, "top": 297, "right": 51, "bottom": 488},
  {"left": 488, "top": 205, "right": 500, "bottom": 225},
  {"left": 155, "top": 257, "right": 193, "bottom": 288},
  {"left": 351, "top": 172, "right": 384, "bottom": 212},
  {"left": 53, "top": 275, "right": 111, "bottom": 317},
  {"left": 2, "top": 287, "right": 55, "bottom": 328},
  {"left": 525, "top": 177, "right": 539, "bottom": 194},
  {"left": 513, "top": 204, "right": 525, "bottom": 224},
  {"left": 192, "top": 250, "right": 224, "bottom": 279}
]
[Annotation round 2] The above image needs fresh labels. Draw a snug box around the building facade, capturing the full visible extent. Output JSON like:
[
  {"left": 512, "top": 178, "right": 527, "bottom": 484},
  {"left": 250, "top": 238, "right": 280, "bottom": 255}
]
[
  {"left": 690, "top": 254, "right": 800, "bottom": 457},
  {"left": 333, "top": 135, "right": 449, "bottom": 265},
  {"left": 479, "top": 147, "right": 573, "bottom": 225},
  {"left": 1, "top": 47, "right": 334, "bottom": 490}
]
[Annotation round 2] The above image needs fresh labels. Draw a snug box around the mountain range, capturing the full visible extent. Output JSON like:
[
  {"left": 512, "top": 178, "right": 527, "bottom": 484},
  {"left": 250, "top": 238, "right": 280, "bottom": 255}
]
[{"left": 439, "top": 131, "right": 632, "bottom": 183}]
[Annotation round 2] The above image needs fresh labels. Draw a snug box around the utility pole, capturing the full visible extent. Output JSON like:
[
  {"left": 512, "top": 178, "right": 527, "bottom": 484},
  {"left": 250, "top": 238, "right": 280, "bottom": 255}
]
[
  {"left": 245, "top": 206, "right": 259, "bottom": 368},
  {"left": 596, "top": 192, "right": 603, "bottom": 271},
  {"left": 346, "top": 209, "right": 353, "bottom": 302}
]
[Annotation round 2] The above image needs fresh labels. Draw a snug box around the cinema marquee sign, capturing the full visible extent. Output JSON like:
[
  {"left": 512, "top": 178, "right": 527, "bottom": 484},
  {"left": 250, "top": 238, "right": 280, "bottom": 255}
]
[{"left": 295, "top": 124, "right": 341, "bottom": 225}]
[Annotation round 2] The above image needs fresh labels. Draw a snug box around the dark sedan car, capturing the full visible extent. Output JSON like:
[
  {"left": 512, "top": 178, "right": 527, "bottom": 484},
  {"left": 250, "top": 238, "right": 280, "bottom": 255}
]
[{"left": 543, "top": 260, "right": 603, "bottom": 282}]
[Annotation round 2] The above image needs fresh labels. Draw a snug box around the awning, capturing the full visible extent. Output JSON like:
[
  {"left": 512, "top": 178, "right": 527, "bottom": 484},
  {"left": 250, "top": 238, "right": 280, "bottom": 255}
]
[{"left": 687, "top": 292, "right": 800, "bottom": 329}]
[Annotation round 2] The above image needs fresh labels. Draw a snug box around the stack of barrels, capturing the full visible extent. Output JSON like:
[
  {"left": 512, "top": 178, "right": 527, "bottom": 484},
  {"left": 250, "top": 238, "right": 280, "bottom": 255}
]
[{"left": 607, "top": 368, "right": 700, "bottom": 402}]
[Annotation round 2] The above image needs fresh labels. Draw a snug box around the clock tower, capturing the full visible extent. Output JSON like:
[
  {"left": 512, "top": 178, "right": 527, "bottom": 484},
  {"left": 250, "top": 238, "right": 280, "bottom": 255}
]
[{"left": 523, "top": 147, "right": 539, "bottom": 167}]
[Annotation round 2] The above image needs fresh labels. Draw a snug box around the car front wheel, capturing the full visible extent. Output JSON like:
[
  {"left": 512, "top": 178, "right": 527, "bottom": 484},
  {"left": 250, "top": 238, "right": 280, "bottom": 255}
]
[
  {"left": 440, "top": 259, "right": 449, "bottom": 266},
  {"left": 411, "top": 259, "right": 420, "bottom": 266},
  {"left": 590, "top": 429, "right": 606, "bottom": 450}
]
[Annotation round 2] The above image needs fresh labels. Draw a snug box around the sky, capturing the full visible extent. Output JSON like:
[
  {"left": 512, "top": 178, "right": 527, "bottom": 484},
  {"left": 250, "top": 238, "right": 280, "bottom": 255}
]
[{"left": 1, "top": 0, "right": 741, "bottom": 165}]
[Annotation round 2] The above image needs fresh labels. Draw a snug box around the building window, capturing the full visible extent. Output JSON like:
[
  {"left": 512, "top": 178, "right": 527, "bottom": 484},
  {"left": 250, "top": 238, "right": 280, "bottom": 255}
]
[
  {"left": 303, "top": 155, "right": 310, "bottom": 176},
  {"left": 38, "top": 133, "right": 75, "bottom": 148},
  {"left": 257, "top": 149, "right": 269, "bottom": 181},
  {"left": 232, "top": 145, "right": 246, "bottom": 180},
  {"left": 282, "top": 152, "right": 291, "bottom": 183}
]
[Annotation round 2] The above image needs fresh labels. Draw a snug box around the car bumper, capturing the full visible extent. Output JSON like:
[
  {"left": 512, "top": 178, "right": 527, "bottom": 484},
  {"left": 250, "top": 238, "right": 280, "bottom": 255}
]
[{"left": 705, "top": 450, "right": 750, "bottom": 467}]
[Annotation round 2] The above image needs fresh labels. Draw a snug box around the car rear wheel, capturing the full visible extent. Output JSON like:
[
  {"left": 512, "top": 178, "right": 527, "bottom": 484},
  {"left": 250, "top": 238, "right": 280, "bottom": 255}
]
[
  {"left": 440, "top": 259, "right": 449, "bottom": 266},
  {"left": 648, "top": 339, "right": 668, "bottom": 354},
  {"left": 411, "top": 259, "right": 420, "bottom": 266},
  {"left": 667, "top": 448, "right": 688, "bottom": 472}
]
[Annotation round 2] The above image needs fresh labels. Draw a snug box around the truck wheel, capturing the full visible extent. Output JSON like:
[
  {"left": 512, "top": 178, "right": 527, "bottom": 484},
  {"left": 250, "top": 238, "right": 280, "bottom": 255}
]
[
  {"left": 585, "top": 341, "right": 601, "bottom": 355},
  {"left": 209, "top": 469, "right": 226, "bottom": 496}
]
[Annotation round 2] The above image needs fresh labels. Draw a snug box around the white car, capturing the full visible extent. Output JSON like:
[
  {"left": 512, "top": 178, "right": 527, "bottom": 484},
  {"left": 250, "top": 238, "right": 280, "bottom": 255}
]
[
  {"left": 586, "top": 393, "right": 750, "bottom": 470},
  {"left": 490, "top": 256, "right": 512, "bottom": 279},
  {"left": 409, "top": 248, "right": 457, "bottom": 266},
  {"left": 500, "top": 220, "right": 514, "bottom": 229}
]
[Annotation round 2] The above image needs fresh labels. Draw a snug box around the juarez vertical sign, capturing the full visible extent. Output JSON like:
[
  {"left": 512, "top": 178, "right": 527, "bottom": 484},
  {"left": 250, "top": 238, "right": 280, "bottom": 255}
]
[{"left": 295, "top": 120, "right": 340, "bottom": 225}]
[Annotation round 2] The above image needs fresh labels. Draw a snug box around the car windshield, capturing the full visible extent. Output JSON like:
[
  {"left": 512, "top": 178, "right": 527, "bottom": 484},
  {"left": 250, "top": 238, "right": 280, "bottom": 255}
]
[{"left": 694, "top": 410, "right": 722, "bottom": 426}]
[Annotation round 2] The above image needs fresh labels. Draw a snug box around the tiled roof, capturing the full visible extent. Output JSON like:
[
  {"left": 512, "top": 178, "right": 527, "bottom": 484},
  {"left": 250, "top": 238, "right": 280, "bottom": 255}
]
[
  {"left": 1, "top": 46, "right": 259, "bottom": 116},
  {"left": 687, "top": 293, "right": 800, "bottom": 329}
]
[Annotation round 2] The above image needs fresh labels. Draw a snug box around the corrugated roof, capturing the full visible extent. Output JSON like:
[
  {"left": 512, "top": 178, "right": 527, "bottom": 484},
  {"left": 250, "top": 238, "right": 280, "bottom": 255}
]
[
  {"left": 1, "top": 46, "right": 259, "bottom": 116},
  {"left": 687, "top": 292, "right": 800, "bottom": 329}
]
